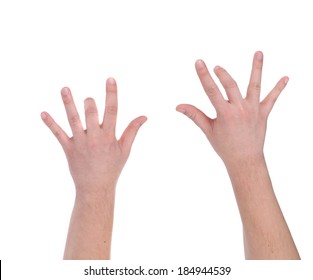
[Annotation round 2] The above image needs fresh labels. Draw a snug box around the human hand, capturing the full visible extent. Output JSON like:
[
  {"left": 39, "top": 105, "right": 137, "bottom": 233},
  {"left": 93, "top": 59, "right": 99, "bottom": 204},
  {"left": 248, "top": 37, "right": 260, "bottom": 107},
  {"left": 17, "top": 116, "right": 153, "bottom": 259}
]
[
  {"left": 41, "top": 78, "right": 147, "bottom": 199},
  {"left": 176, "top": 51, "right": 288, "bottom": 166}
]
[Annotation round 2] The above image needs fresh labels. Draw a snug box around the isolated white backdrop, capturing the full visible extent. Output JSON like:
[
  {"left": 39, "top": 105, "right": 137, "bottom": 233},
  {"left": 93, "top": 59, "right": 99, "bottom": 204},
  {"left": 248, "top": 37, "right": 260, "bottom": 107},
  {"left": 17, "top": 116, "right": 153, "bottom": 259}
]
[{"left": 0, "top": 0, "right": 312, "bottom": 277}]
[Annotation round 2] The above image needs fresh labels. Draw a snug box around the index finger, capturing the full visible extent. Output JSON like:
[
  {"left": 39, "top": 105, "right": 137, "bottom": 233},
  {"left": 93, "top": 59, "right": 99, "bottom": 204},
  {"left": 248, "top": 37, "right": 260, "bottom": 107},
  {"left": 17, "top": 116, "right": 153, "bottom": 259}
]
[{"left": 195, "top": 60, "right": 226, "bottom": 112}]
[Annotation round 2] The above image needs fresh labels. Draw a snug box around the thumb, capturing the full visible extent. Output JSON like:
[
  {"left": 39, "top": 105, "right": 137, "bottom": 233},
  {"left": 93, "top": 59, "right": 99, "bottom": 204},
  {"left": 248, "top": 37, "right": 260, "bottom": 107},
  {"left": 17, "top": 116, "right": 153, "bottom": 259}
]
[
  {"left": 176, "top": 104, "right": 213, "bottom": 137},
  {"left": 261, "top": 76, "right": 288, "bottom": 117},
  {"left": 119, "top": 116, "right": 147, "bottom": 153}
]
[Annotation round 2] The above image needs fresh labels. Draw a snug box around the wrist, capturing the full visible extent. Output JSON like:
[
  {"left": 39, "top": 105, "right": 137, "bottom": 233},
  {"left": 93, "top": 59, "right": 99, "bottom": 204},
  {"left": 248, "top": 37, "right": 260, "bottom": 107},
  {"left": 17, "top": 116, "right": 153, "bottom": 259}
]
[
  {"left": 75, "top": 187, "right": 116, "bottom": 209},
  {"left": 224, "top": 154, "right": 273, "bottom": 194},
  {"left": 223, "top": 153, "right": 266, "bottom": 172}
]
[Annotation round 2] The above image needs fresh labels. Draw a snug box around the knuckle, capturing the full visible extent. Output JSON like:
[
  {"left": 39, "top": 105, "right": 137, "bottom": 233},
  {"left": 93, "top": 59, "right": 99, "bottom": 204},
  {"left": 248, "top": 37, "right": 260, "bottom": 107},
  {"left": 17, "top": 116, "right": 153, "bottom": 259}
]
[
  {"left": 84, "top": 98, "right": 97, "bottom": 114},
  {"left": 87, "top": 138, "right": 99, "bottom": 150},
  {"left": 205, "top": 84, "right": 217, "bottom": 96},
  {"left": 53, "top": 129, "right": 62, "bottom": 140},
  {"left": 85, "top": 107, "right": 98, "bottom": 115},
  {"left": 225, "top": 80, "right": 238, "bottom": 89},
  {"left": 46, "top": 119, "right": 54, "bottom": 129},
  {"left": 62, "top": 95, "right": 72, "bottom": 105},
  {"left": 69, "top": 114, "right": 80, "bottom": 125},
  {"left": 255, "top": 61, "right": 263, "bottom": 70},
  {"left": 185, "top": 110, "right": 197, "bottom": 121},
  {"left": 105, "top": 105, "right": 118, "bottom": 115},
  {"left": 249, "top": 81, "right": 261, "bottom": 92}
]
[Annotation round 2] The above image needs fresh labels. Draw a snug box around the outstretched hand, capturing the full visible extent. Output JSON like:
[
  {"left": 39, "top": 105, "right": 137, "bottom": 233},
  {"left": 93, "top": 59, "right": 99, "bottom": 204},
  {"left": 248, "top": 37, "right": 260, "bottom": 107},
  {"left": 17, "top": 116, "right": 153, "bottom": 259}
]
[
  {"left": 41, "top": 78, "right": 147, "bottom": 198},
  {"left": 177, "top": 51, "right": 288, "bottom": 166}
]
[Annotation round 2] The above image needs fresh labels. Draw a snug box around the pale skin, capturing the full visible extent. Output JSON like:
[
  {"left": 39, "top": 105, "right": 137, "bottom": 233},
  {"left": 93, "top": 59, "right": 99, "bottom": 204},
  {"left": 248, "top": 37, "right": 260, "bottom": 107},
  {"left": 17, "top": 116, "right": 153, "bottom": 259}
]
[
  {"left": 41, "top": 78, "right": 147, "bottom": 259},
  {"left": 176, "top": 51, "right": 300, "bottom": 260}
]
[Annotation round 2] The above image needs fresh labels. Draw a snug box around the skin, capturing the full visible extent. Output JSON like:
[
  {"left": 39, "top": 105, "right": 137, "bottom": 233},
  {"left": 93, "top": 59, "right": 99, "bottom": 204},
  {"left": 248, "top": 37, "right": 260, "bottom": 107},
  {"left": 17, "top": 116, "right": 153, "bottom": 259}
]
[
  {"left": 176, "top": 51, "right": 300, "bottom": 260},
  {"left": 41, "top": 78, "right": 147, "bottom": 259}
]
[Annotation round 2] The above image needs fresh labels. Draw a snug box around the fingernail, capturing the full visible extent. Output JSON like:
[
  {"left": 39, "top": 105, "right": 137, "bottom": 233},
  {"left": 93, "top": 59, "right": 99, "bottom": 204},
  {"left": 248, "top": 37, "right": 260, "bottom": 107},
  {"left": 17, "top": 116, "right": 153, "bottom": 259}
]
[
  {"left": 195, "top": 59, "right": 205, "bottom": 69},
  {"left": 214, "top": 65, "right": 222, "bottom": 71},
  {"left": 256, "top": 51, "right": 263, "bottom": 61},
  {"left": 108, "top": 77, "right": 116, "bottom": 85},
  {"left": 176, "top": 107, "right": 186, "bottom": 114},
  {"left": 61, "top": 87, "right": 69, "bottom": 97},
  {"left": 41, "top": 112, "right": 47, "bottom": 120},
  {"left": 284, "top": 77, "right": 289, "bottom": 85},
  {"left": 140, "top": 117, "right": 147, "bottom": 126}
]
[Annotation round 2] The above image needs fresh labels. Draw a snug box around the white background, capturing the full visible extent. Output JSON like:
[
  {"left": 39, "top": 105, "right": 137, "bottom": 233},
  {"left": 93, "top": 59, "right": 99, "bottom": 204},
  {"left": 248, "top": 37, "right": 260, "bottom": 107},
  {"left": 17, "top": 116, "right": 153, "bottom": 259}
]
[{"left": 0, "top": 0, "right": 312, "bottom": 278}]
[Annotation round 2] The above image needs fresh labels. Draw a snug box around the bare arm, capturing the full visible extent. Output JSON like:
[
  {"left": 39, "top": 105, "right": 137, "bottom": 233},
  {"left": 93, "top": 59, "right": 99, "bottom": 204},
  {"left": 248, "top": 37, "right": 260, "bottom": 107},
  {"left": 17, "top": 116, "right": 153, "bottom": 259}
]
[
  {"left": 176, "top": 51, "right": 300, "bottom": 259},
  {"left": 226, "top": 156, "right": 299, "bottom": 259},
  {"left": 41, "top": 78, "right": 147, "bottom": 259}
]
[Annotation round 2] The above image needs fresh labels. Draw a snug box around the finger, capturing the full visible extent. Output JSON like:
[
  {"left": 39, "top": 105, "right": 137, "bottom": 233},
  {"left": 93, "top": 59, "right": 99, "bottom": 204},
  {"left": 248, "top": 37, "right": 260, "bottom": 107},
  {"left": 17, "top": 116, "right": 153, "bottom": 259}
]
[
  {"left": 246, "top": 51, "right": 263, "bottom": 102},
  {"left": 41, "top": 111, "right": 70, "bottom": 149},
  {"left": 61, "top": 87, "right": 84, "bottom": 136},
  {"left": 119, "top": 116, "right": 147, "bottom": 154},
  {"left": 84, "top": 97, "right": 100, "bottom": 131},
  {"left": 214, "top": 66, "right": 242, "bottom": 103},
  {"left": 261, "top": 76, "right": 288, "bottom": 117},
  {"left": 176, "top": 104, "right": 213, "bottom": 137},
  {"left": 195, "top": 60, "right": 226, "bottom": 112},
  {"left": 102, "top": 78, "right": 118, "bottom": 136}
]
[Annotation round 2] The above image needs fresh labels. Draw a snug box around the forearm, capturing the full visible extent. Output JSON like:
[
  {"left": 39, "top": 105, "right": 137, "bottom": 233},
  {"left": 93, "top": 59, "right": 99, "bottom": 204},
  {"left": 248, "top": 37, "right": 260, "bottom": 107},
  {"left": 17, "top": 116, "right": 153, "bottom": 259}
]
[
  {"left": 225, "top": 156, "right": 300, "bottom": 260},
  {"left": 63, "top": 190, "right": 116, "bottom": 260}
]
